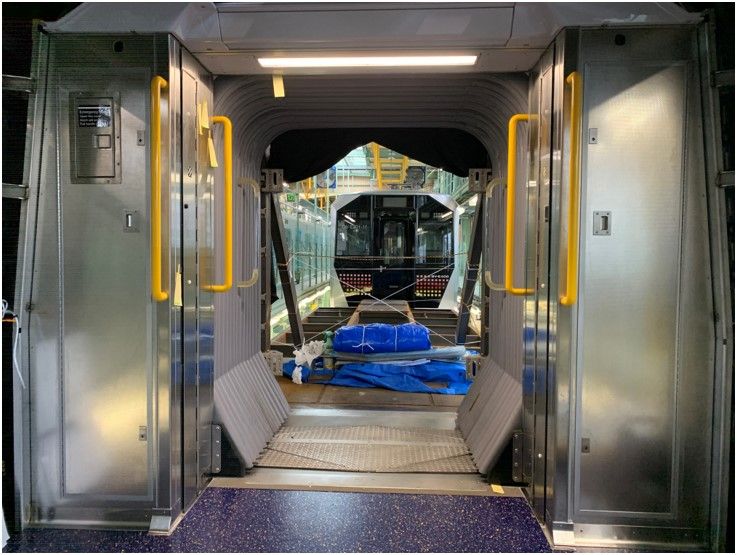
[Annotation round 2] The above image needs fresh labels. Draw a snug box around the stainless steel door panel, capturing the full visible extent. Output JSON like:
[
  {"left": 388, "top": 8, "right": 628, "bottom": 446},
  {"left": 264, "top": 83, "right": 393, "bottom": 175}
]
[
  {"left": 159, "top": 35, "right": 182, "bottom": 518},
  {"left": 522, "top": 45, "right": 555, "bottom": 522},
  {"left": 181, "top": 50, "right": 215, "bottom": 509},
  {"left": 532, "top": 60, "right": 554, "bottom": 519},
  {"left": 181, "top": 66, "right": 199, "bottom": 509},
  {"left": 546, "top": 29, "right": 578, "bottom": 531},
  {"left": 195, "top": 75, "right": 215, "bottom": 492},
  {"left": 522, "top": 58, "right": 541, "bottom": 491},
  {"left": 576, "top": 62, "right": 686, "bottom": 515}
]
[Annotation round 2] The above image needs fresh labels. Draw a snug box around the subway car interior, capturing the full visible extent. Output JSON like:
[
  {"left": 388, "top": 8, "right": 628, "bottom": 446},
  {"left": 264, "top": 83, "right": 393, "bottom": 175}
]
[{"left": 1, "top": 2, "right": 734, "bottom": 553}]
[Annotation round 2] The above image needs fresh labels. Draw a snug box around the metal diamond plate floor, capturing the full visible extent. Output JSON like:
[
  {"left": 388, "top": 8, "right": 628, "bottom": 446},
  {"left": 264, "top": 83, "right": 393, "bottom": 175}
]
[{"left": 256, "top": 424, "right": 478, "bottom": 473}]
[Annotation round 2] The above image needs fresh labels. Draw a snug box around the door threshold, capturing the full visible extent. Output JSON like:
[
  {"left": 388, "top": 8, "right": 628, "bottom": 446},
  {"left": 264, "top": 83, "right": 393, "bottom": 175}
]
[{"left": 210, "top": 467, "right": 524, "bottom": 497}]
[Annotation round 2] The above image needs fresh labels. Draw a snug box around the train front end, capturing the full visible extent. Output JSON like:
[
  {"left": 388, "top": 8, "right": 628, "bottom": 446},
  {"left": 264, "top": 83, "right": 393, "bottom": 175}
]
[{"left": 331, "top": 192, "right": 458, "bottom": 309}]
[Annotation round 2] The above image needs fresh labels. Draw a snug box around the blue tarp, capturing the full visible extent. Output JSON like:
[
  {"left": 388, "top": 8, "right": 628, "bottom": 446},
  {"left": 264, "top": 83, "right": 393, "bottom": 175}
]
[
  {"left": 327, "top": 360, "right": 471, "bottom": 395},
  {"left": 333, "top": 323, "right": 431, "bottom": 354},
  {"left": 333, "top": 345, "right": 466, "bottom": 363}
]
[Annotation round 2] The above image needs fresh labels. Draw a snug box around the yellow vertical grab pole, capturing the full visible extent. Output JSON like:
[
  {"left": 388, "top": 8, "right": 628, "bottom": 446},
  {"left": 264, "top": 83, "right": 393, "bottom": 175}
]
[
  {"left": 150, "top": 76, "right": 168, "bottom": 302},
  {"left": 206, "top": 115, "right": 233, "bottom": 293},
  {"left": 560, "top": 71, "right": 582, "bottom": 306},
  {"left": 505, "top": 113, "right": 533, "bottom": 295}
]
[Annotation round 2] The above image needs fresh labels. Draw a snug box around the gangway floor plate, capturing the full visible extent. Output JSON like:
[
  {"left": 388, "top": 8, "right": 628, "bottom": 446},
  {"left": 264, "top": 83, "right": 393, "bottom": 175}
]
[{"left": 255, "top": 424, "right": 477, "bottom": 473}]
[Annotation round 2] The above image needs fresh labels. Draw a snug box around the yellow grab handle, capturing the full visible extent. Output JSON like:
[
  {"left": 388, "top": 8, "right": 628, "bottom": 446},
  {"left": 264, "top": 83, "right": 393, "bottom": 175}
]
[
  {"left": 150, "top": 76, "right": 168, "bottom": 302},
  {"left": 484, "top": 178, "right": 506, "bottom": 291},
  {"left": 560, "top": 71, "right": 582, "bottom": 306},
  {"left": 206, "top": 115, "right": 234, "bottom": 293},
  {"left": 505, "top": 114, "right": 533, "bottom": 296}
]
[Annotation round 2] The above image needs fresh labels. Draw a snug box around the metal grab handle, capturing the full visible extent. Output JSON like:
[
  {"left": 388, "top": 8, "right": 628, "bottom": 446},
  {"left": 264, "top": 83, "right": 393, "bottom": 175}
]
[
  {"left": 560, "top": 71, "right": 582, "bottom": 306},
  {"left": 150, "top": 76, "right": 168, "bottom": 302},
  {"left": 484, "top": 178, "right": 506, "bottom": 291},
  {"left": 505, "top": 114, "right": 533, "bottom": 296},
  {"left": 239, "top": 269, "right": 259, "bottom": 288},
  {"left": 237, "top": 178, "right": 259, "bottom": 288},
  {"left": 205, "top": 115, "right": 234, "bottom": 293}
]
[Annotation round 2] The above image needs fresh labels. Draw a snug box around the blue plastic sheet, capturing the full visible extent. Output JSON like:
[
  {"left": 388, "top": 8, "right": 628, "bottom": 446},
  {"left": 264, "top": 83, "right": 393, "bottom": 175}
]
[
  {"left": 333, "top": 323, "right": 431, "bottom": 354},
  {"left": 327, "top": 360, "right": 471, "bottom": 395}
]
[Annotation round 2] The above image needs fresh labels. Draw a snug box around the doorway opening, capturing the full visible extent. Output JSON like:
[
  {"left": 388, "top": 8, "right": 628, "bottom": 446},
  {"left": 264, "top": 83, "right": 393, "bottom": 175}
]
[{"left": 214, "top": 142, "right": 516, "bottom": 498}]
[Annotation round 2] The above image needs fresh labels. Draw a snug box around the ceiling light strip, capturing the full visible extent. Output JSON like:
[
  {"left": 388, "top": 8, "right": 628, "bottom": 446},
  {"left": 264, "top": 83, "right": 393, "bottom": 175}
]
[{"left": 258, "top": 55, "right": 477, "bottom": 68}]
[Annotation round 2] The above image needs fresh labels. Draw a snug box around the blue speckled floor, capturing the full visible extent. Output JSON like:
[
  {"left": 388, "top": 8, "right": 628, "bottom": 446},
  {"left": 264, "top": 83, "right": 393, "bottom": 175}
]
[{"left": 5, "top": 487, "right": 551, "bottom": 552}]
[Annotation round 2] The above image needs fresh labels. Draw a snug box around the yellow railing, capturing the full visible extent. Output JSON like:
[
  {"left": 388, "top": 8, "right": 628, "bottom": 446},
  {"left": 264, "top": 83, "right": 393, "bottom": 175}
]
[
  {"left": 560, "top": 71, "right": 582, "bottom": 307},
  {"left": 205, "top": 115, "right": 234, "bottom": 293},
  {"left": 150, "top": 76, "right": 168, "bottom": 302},
  {"left": 505, "top": 114, "right": 533, "bottom": 296}
]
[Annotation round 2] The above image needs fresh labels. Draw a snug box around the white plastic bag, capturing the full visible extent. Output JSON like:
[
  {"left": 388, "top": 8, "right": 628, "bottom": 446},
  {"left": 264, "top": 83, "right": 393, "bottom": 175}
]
[{"left": 293, "top": 340, "right": 324, "bottom": 369}]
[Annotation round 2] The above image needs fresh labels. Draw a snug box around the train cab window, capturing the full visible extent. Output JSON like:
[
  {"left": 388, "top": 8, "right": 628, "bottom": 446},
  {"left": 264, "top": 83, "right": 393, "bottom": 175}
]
[
  {"left": 417, "top": 198, "right": 453, "bottom": 265},
  {"left": 382, "top": 221, "right": 406, "bottom": 265},
  {"left": 336, "top": 211, "right": 370, "bottom": 257}
]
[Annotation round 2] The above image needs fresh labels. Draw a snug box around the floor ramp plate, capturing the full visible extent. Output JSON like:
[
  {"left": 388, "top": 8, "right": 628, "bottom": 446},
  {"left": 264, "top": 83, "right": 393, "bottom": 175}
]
[{"left": 256, "top": 424, "right": 478, "bottom": 473}]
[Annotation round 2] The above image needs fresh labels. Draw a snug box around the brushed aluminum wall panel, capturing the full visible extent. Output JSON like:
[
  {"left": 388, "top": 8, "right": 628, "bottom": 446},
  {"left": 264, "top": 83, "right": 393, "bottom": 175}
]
[
  {"left": 24, "top": 36, "right": 171, "bottom": 522},
  {"left": 566, "top": 29, "right": 715, "bottom": 548},
  {"left": 576, "top": 62, "right": 685, "bottom": 515},
  {"left": 58, "top": 70, "right": 151, "bottom": 497}
]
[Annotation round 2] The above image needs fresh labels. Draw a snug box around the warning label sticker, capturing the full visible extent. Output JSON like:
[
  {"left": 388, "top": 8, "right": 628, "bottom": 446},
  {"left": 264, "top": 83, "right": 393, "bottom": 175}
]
[{"left": 78, "top": 105, "right": 112, "bottom": 128}]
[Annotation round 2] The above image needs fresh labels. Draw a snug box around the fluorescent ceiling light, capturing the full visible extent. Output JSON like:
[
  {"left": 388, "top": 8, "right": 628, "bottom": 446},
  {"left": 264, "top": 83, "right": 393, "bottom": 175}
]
[{"left": 258, "top": 55, "right": 477, "bottom": 69}]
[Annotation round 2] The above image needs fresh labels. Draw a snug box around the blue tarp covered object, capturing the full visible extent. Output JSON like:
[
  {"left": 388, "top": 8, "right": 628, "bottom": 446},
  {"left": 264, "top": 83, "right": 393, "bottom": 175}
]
[
  {"left": 327, "top": 360, "right": 471, "bottom": 395},
  {"left": 333, "top": 323, "right": 431, "bottom": 354}
]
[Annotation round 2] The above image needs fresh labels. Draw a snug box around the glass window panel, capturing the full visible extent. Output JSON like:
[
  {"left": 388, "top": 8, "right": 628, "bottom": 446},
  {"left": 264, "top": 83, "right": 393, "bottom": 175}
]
[{"left": 383, "top": 221, "right": 405, "bottom": 265}]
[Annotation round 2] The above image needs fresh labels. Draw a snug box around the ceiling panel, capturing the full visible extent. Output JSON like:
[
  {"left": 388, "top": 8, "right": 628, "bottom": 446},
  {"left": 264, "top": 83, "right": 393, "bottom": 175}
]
[{"left": 218, "top": 7, "right": 515, "bottom": 50}]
